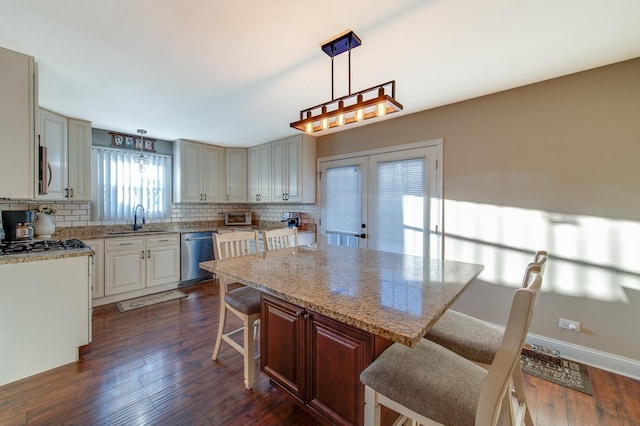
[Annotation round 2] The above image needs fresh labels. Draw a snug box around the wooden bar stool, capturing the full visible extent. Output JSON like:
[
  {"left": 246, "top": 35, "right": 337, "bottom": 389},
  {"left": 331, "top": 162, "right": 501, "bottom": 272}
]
[
  {"left": 361, "top": 265, "right": 543, "bottom": 426},
  {"left": 261, "top": 227, "right": 298, "bottom": 251},
  {"left": 211, "top": 231, "right": 261, "bottom": 390}
]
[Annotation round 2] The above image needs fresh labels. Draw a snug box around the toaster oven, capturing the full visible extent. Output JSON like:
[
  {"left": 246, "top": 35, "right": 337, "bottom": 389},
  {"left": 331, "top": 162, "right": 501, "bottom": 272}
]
[{"left": 224, "top": 212, "right": 252, "bottom": 226}]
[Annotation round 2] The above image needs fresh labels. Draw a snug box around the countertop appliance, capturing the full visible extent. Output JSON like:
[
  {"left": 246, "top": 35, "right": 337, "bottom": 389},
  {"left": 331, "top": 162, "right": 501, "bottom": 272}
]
[
  {"left": 1, "top": 210, "right": 35, "bottom": 242},
  {"left": 281, "top": 212, "right": 301, "bottom": 228},
  {"left": 180, "top": 231, "right": 216, "bottom": 286},
  {"left": 224, "top": 212, "right": 252, "bottom": 226}
]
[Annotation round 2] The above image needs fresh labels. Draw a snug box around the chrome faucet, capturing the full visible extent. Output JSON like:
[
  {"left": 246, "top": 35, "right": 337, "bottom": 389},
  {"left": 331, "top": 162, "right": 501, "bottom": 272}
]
[{"left": 133, "top": 204, "right": 145, "bottom": 231}]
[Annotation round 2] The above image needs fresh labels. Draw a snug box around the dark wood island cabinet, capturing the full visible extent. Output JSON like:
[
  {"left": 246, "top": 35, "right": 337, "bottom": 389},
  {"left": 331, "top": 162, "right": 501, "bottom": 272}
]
[{"left": 261, "top": 294, "right": 390, "bottom": 426}]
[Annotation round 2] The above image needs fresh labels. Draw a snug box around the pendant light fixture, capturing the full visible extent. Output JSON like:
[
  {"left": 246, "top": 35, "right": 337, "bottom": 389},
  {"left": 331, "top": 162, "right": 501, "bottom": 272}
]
[
  {"left": 136, "top": 129, "right": 148, "bottom": 172},
  {"left": 290, "top": 31, "right": 403, "bottom": 134}
]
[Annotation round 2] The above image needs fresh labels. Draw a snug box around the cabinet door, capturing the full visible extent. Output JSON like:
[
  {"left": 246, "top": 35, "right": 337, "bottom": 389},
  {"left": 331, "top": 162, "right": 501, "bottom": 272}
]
[
  {"left": 146, "top": 234, "right": 180, "bottom": 287},
  {"left": 307, "top": 313, "right": 373, "bottom": 426},
  {"left": 203, "top": 145, "right": 225, "bottom": 202},
  {"left": 261, "top": 295, "right": 307, "bottom": 401},
  {"left": 38, "top": 109, "right": 68, "bottom": 200},
  {"left": 67, "top": 118, "right": 92, "bottom": 201},
  {"left": 147, "top": 244, "right": 180, "bottom": 287},
  {"left": 285, "top": 136, "right": 303, "bottom": 202},
  {"left": 272, "top": 139, "right": 286, "bottom": 201},
  {"left": 257, "top": 143, "right": 272, "bottom": 202},
  {"left": 247, "top": 146, "right": 260, "bottom": 202},
  {"left": 84, "top": 238, "right": 105, "bottom": 299},
  {"left": 225, "top": 148, "right": 246, "bottom": 202},
  {"left": 0, "top": 47, "right": 36, "bottom": 200},
  {"left": 179, "top": 141, "right": 205, "bottom": 202},
  {"left": 105, "top": 238, "right": 146, "bottom": 295}
]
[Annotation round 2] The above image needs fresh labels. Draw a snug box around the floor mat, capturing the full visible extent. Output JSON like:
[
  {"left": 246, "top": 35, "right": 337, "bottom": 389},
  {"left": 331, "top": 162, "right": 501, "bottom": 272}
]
[
  {"left": 115, "top": 289, "right": 187, "bottom": 312},
  {"left": 521, "top": 355, "right": 593, "bottom": 395}
]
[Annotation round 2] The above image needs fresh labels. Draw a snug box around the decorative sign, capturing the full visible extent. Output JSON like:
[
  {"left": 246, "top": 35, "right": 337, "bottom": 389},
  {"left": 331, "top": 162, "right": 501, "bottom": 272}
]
[{"left": 110, "top": 132, "right": 156, "bottom": 152}]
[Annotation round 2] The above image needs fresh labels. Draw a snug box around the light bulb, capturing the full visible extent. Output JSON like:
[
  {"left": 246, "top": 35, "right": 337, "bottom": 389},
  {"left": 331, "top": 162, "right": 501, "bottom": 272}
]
[
  {"left": 337, "top": 113, "right": 345, "bottom": 126},
  {"left": 355, "top": 108, "right": 364, "bottom": 122},
  {"left": 321, "top": 117, "right": 329, "bottom": 130},
  {"left": 375, "top": 102, "right": 386, "bottom": 117},
  {"left": 305, "top": 122, "right": 314, "bottom": 134}
]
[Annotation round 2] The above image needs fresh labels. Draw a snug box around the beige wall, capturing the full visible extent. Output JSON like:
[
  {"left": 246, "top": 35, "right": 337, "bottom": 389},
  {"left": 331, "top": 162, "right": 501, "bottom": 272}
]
[{"left": 318, "top": 58, "right": 640, "bottom": 363}]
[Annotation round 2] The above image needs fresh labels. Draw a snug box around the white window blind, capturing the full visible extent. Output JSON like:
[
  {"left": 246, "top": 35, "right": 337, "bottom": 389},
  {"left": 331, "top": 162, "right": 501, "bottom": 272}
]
[
  {"left": 325, "top": 166, "right": 361, "bottom": 235},
  {"left": 376, "top": 158, "right": 425, "bottom": 256},
  {"left": 91, "top": 147, "right": 172, "bottom": 221},
  {"left": 324, "top": 166, "right": 362, "bottom": 247}
]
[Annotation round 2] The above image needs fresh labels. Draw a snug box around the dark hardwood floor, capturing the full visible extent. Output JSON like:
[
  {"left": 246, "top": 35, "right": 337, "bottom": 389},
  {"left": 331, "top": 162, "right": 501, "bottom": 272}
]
[{"left": 1, "top": 280, "right": 638, "bottom": 425}]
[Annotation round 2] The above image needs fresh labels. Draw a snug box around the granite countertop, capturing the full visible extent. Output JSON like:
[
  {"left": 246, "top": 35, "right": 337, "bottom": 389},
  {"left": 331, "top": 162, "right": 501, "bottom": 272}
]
[
  {"left": 51, "top": 221, "right": 316, "bottom": 241},
  {"left": 0, "top": 246, "right": 93, "bottom": 265},
  {"left": 199, "top": 245, "right": 484, "bottom": 347}
]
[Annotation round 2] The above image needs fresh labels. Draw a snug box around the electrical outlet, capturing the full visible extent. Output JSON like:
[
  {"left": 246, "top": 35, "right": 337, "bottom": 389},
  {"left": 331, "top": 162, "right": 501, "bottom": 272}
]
[{"left": 558, "top": 318, "right": 581, "bottom": 332}]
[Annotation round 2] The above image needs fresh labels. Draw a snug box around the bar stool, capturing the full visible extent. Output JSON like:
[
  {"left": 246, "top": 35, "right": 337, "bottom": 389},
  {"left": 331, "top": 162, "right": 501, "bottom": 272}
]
[
  {"left": 211, "top": 230, "right": 261, "bottom": 390},
  {"left": 262, "top": 227, "right": 298, "bottom": 251},
  {"left": 360, "top": 265, "right": 543, "bottom": 426},
  {"left": 425, "top": 251, "right": 547, "bottom": 426}
]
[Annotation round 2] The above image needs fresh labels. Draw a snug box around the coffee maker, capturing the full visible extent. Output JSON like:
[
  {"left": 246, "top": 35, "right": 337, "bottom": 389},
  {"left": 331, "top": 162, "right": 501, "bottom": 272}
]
[
  {"left": 1, "top": 210, "right": 35, "bottom": 242},
  {"left": 281, "top": 212, "right": 301, "bottom": 228}
]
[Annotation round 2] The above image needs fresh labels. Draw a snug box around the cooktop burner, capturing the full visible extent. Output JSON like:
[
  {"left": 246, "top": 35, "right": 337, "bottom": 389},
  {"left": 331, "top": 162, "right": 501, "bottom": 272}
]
[{"left": 0, "top": 239, "right": 89, "bottom": 255}]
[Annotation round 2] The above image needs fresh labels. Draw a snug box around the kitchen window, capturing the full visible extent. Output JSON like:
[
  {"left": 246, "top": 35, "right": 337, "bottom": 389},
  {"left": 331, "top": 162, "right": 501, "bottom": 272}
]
[{"left": 91, "top": 147, "right": 172, "bottom": 221}]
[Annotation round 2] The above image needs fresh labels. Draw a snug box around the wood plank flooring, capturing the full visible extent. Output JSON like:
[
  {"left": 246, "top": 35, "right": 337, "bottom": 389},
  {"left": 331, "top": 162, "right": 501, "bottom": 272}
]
[{"left": 1, "top": 280, "right": 638, "bottom": 425}]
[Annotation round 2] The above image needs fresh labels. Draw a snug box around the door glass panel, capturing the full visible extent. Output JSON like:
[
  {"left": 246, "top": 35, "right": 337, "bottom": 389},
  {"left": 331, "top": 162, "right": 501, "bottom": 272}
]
[
  {"left": 374, "top": 158, "right": 425, "bottom": 256},
  {"left": 325, "top": 165, "right": 362, "bottom": 248}
]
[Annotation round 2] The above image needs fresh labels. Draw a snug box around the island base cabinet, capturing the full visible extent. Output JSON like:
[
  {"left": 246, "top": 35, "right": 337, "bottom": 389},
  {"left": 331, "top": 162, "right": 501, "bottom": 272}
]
[{"left": 261, "top": 294, "right": 374, "bottom": 426}]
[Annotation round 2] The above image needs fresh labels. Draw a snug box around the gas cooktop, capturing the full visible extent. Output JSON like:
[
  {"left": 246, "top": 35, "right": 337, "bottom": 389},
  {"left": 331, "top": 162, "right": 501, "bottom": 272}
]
[{"left": 0, "top": 239, "right": 89, "bottom": 256}]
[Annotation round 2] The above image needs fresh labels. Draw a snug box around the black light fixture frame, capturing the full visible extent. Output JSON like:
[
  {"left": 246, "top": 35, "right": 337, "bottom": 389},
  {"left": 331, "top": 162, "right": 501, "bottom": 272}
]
[{"left": 290, "top": 31, "right": 403, "bottom": 134}]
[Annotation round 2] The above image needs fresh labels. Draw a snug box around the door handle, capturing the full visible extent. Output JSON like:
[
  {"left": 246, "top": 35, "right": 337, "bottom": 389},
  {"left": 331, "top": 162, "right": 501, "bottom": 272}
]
[{"left": 354, "top": 233, "right": 366, "bottom": 239}]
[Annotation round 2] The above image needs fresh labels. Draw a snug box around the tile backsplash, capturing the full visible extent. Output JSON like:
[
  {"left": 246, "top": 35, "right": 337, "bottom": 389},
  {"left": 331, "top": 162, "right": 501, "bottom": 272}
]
[{"left": 0, "top": 200, "right": 318, "bottom": 229}]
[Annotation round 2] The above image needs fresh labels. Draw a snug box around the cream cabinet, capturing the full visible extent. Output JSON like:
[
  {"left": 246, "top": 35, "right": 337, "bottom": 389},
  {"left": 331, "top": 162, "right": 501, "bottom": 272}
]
[
  {"left": 104, "top": 234, "right": 180, "bottom": 296},
  {"left": 248, "top": 143, "right": 272, "bottom": 202},
  {"left": 225, "top": 148, "right": 247, "bottom": 202},
  {"left": 173, "top": 139, "right": 225, "bottom": 203},
  {"left": 0, "top": 47, "right": 37, "bottom": 199},
  {"left": 84, "top": 238, "right": 105, "bottom": 299},
  {"left": 272, "top": 134, "right": 316, "bottom": 203},
  {"left": 37, "top": 108, "right": 91, "bottom": 201}
]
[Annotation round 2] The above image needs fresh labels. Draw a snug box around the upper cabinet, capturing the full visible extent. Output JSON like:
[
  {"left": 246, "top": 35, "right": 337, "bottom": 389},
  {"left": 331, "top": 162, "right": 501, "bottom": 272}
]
[
  {"left": 0, "top": 47, "right": 37, "bottom": 199},
  {"left": 173, "top": 139, "right": 225, "bottom": 203},
  {"left": 248, "top": 134, "right": 315, "bottom": 204},
  {"left": 225, "top": 148, "right": 247, "bottom": 203},
  {"left": 248, "top": 143, "right": 273, "bottom": 202},
  {"left": 37, "top": 108, "right": 91, "bottom": 201},
  {"left": 272, "top": 134, "right": 316, "bottom": 203}
]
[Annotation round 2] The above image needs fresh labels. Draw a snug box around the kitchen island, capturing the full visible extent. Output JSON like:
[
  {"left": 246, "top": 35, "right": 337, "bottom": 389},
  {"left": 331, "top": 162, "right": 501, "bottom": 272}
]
[
  {"left": 200, "top": 245, "right": 483, "bottom": 425},
  {"left": 0, "top": 244, "right": 93, "bottom": 386}
]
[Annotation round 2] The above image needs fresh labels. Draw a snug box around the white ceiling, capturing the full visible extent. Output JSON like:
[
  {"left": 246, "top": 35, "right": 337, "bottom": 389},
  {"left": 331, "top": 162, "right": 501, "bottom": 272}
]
[{"left": 1, "top": 0, "right": 639, "bottom": 147}]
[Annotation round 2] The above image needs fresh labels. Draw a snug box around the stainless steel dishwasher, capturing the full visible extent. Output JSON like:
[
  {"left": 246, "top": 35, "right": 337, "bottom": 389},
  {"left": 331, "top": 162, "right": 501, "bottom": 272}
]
[{"left": 180, "top": 231, "right": 216, "bottom": 286}]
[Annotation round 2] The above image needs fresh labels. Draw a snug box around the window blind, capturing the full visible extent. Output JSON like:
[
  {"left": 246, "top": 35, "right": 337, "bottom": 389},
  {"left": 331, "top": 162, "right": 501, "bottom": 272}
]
[{"left": 91, "top": 147, "right": 172, "bottom": 222}]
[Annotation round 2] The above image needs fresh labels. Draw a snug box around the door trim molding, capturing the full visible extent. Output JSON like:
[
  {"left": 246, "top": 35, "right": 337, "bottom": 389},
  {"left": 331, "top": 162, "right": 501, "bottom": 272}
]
[{"left": 316, "top": 138, "right": 443, "bottom": 164}]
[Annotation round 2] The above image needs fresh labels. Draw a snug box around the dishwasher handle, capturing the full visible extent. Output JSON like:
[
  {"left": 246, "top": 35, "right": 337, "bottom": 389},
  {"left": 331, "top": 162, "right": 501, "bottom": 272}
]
[{"left": 184, "top": 236, "right": 214, "bottom": 242}]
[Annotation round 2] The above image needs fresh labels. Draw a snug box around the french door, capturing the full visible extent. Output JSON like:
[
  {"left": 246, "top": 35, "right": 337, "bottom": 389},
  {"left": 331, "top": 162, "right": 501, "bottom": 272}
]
[{"left": 318, "top": 143, "right": 442, "bottom": 258}]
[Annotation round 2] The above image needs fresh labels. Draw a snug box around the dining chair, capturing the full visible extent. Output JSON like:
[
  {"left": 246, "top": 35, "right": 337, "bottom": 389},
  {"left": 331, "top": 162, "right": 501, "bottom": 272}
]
[
  {"left": 360, "top": 265, "right": 543, "bottom": 426},
  {"left": 211, "top": 230, "right": 261, "bottom": 390},
  {"left": 261, "top": 227, "right": 298, "bottom": 251},
  {"left": 424, "top": 250, "right": 547, "bottom": 426}
]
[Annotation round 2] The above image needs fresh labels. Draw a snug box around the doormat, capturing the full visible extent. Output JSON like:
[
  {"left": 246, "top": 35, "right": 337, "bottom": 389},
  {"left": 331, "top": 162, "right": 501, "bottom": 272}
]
[
  {"left": 521, "top": 355, "right": 593, "bottom": 395},
  {"left": 115, "top": 290, "right": 187, "bottom": 312}
]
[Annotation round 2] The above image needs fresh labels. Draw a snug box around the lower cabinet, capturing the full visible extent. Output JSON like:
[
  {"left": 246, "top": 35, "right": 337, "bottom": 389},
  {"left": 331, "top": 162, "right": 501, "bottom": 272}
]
[
  {"left": 104, "top": 234, "right": 180, "bottom": 296},
  {"left": 261, "top": 294, "right": 374, "bottom": 426}
]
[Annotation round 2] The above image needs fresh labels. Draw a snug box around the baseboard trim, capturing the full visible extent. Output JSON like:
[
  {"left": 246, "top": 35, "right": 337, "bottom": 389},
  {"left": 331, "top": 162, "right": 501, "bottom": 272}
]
[{"left": 526, "top": 333, "right": 640, "bottom": 381}]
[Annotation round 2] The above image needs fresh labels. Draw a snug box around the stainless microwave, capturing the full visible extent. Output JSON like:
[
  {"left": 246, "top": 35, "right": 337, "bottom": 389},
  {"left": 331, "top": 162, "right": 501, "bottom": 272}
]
[{"left": 224, "top": 212, "right": 252, "bottom": 226}]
